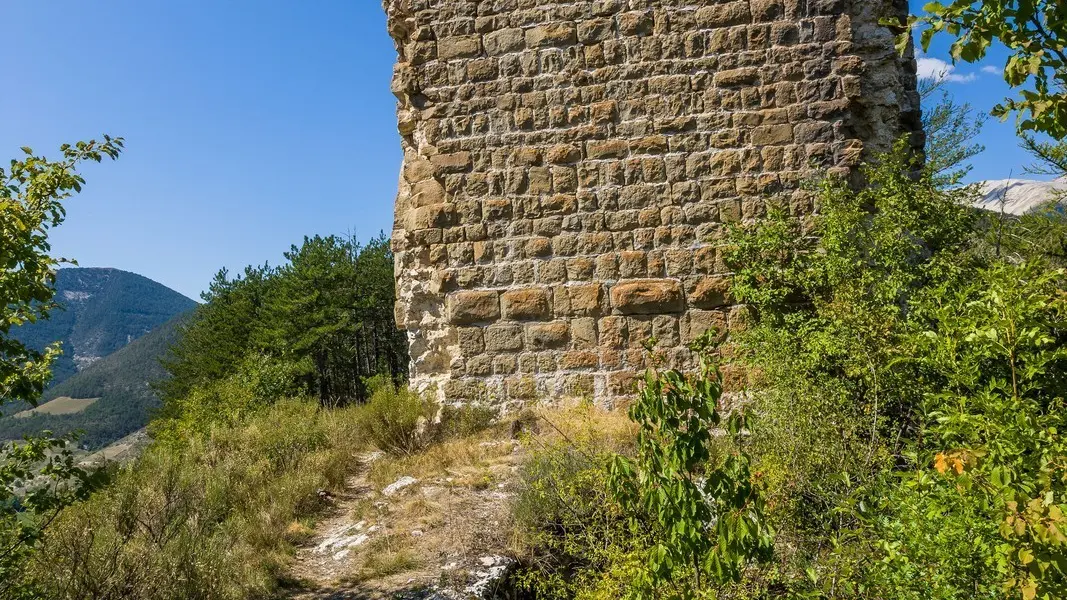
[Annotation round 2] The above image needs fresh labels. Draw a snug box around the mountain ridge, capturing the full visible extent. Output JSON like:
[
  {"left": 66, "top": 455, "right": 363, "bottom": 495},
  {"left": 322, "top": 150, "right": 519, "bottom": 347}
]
[
  {"left": 13, "top": 267, "right": 197, "bottom": 387},
  {"left": 0, "top": 310, "right": 191, "bottom": 448}
]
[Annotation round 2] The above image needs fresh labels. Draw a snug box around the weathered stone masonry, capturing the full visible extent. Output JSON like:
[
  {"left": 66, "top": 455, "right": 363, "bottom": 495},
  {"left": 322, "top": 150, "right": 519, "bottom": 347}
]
[{"left": 385, "top": 0, "right": 921, "bottom": 407}]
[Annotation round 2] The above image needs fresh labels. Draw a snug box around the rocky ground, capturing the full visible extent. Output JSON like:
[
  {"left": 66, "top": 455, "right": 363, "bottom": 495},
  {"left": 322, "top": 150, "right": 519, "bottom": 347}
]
[{"left": 282, "top": 440, "right": 524, "bottom": 600}]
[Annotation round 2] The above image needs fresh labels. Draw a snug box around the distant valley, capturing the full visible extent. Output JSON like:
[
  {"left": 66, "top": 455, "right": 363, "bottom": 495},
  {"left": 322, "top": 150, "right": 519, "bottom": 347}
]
[{"left": 1, "top": 268, "right": 196, "bottom": 449}]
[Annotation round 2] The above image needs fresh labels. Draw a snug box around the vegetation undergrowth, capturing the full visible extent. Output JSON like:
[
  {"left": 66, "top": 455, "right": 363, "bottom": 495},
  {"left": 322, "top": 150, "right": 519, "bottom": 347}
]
[
  {"left": 21, "top": 397, "right": 365, "bottom": 599},
  {"left": 4, "top": 364, "right": 504, "bottom": 599},
  {"left": 511, "top": 402, "right": 638, "bottom": 599},
  {"left": 509, "top": 140, "right": 1067, "bottom": 600}
]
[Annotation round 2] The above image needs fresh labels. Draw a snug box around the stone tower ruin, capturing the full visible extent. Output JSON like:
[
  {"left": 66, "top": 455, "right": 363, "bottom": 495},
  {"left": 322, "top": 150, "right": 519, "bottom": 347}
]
[{"left": 385, "top": 0, "right": 921, "bottom": 407}]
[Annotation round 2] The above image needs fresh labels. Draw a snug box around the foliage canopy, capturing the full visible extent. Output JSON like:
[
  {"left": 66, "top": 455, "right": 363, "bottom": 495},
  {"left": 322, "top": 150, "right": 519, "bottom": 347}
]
[{"left": 911, "top": 0, "right": 1067, "bottom": 138}]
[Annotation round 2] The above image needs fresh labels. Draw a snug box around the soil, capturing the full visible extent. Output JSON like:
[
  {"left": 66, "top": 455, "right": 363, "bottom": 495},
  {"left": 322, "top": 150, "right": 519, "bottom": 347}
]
[{"left": 281, "top": 443, "right": 522, "bottom": 600}]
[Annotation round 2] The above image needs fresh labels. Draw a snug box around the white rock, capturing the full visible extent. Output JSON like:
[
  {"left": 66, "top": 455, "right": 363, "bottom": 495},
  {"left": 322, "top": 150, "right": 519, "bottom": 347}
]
[
  {"left": 383, "top": 475, "right": 418, "bottom": 496},
  {"left": 314, "top": 523, "right": 371, "bottom": 554},
  {"left": 465, "top": 555, "right": 516, "bottom": 598},
  {"left": 362, "top": 450, "right": 385, "bottom": 463}
]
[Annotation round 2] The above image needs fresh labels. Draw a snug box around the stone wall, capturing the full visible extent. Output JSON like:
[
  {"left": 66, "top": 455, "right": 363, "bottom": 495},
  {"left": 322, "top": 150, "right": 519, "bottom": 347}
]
[{"left": 384, "top": 0, "right": 921, "bottom": 407}]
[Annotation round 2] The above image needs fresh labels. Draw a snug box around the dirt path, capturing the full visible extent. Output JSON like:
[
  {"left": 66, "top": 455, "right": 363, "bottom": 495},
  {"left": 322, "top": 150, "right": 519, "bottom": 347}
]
[
  {"left": 285, "top": 474, "right": 379, "bottom": 592},
  {"left": 281, "top": 443, "right": 522, "bottom": 600}
]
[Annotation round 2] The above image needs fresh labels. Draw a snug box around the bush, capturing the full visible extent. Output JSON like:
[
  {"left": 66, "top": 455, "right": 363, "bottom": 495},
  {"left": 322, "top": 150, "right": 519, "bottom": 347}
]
[
  {"left": 357, "top": 377, "right": 498, "bottom": 455},
  {"left": 609, "top": 333, "right": 774, "bottom": 598},
  {"left": 512, "top": 404, "right": 641, "bottom": 599},
  {"left": 721, "top": 142, "right": 1067, "bottom": 598},
  {"left": 437, "top": 402, "right": 498, "bottom": 440},
  {"left": 357, "top": 377, "right": 438, "bottom": 455}
]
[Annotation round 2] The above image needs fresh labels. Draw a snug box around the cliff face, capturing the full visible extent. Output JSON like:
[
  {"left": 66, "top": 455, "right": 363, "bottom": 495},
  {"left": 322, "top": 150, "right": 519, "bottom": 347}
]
[{"left": 385, "top": 0, "right": 921, "bottom": 407}]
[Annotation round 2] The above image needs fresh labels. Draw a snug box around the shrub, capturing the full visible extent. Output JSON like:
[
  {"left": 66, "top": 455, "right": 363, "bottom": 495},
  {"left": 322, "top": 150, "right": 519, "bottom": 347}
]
[
  {"left": 722, "top": 141, "right": 1067, "bottom": 598},
  {"left": 876, "top": 261, "right": 1067, "bottom": 599},
  {"left": 513, "top": 442, "right": 623, "bottom": 598},
  {"left": 436, "top": 402, "right": 498, "bottom": 441},
  {"left": 609, "top": 333, "right": 774, "bottom": 599},
  {"left": 512, "top": 404, "right": 639, "bottom": 600},
  {"left": 357, "top": 377, "right": 498, "bottom": 455},
  {"left": 357, "top": 377, "right": 438, "bottom": 455}
]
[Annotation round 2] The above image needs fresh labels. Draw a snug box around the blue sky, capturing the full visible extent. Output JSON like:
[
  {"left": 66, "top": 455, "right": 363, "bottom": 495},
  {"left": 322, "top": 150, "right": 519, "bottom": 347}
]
[{"left": 0, "top": 1, "right": 1047, "bottom": 300}]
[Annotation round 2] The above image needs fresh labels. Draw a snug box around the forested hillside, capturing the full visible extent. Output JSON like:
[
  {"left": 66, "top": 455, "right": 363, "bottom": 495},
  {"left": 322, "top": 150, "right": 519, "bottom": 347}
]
[
  {"left": 12, "top": 267, "right": 196, "bottom": 386},
  {"left": 0, "top": 311, "right": 189, "bottom": 449}
]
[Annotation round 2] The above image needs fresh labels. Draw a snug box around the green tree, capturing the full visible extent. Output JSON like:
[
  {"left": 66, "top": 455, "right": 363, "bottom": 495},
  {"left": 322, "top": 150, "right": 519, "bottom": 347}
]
[
  {"left": 910, "top": 0, "right": 1067, "bottom": 138},
  {"left": 157, "top": 264, "right": 275, "bottom": 404},
  {"left": 1, "top": 138, "right": 123, "bottom": 405},
  {"left": 159, "top": 232, "right": 407, "bottom": 415},
  {"left": 0, "top": 138, "right": 122, "bottom": 598},
  {"left": 350, "top": 234, "right": 408, "bottom": 385},
  {"left": 263, "top": 235, "right": 360, "bottom": 406},
  {"left": 263, "top": 234, "right": 408, "bottom": 406},
  {"left": 920, "top": 77, "right": 987, "bottom": 186}
]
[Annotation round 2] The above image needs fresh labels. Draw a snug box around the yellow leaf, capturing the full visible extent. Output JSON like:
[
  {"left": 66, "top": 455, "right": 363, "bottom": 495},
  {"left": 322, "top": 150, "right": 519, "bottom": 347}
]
[{"left": 934, "top": 453, "right": 948, "bottom": 474}]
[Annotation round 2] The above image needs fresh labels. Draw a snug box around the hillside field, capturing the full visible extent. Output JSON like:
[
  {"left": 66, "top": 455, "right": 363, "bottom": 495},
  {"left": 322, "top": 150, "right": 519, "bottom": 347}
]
[{"left": 13, "top": 397, "right": 98, "bottom": 418}]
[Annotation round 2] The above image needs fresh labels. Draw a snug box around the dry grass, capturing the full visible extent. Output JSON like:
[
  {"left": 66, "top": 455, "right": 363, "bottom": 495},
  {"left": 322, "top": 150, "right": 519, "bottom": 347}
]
[
  {"left": 365, "top": 422, "right": 517, "bottom": 490},
  {"left": 14, "top": 396, "right": 98, "bottom": 417},
  {"left": 522, "top": 400, "right": 638, "bottom": 456},
  {"left": 343, "top": 535, "right": 422, "bottom": 584},
  {"left": 285, "top": 401, "right": 638, "bottom": 597}
]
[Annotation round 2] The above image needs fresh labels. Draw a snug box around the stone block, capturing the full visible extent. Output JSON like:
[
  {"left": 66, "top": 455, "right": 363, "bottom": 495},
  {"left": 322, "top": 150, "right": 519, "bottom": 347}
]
[
  {"left": 683, "top": 310, "right": 727, "bottom": 343},
  {"left": 485, "top": 324, "right": 525, "bottom": 352},
  {"left": 410, "top": 179, "right": 446, "bottom": 207},
  {"left": 750, "top": 124, "right": 794, "bottom": 146},
  {"left": 501, "top": 288, "right": 551, "bottom": 320},
  {"left": 467, "top": 58, "right": 498, "bottom": 81},
  {"left": 546, "top": 144, "right": 581, "bottom": 164},
  {"left": 714, "top": 67, "right": 759, "bottom": 87},
  {"left": 571, "top": 317, "right": 597, "bottom": 349},
  {"left": 437, "top": 35, "right": 481, "bottom": 60},
  {"left": 610, "top": 279, "right": 685, "bottom": 314},
  {"left": 618, "top": 11, "right": 654, "bottom": 36},
  {"left": 484, "top": 28, "right": 524, "bottom": 55},
  {"left": 598, "top": 316, "right": 628, "bottom": 348},
  {"left": 559, "top": 350, "right": 599, "bottom": 370},
  {"left": 587, "top": 140, "right": 630, "bottom": 159},
  {"left": 448, "top": 290, "right": 500, "bottom": 325},
  {"left": 577, "top": 18, "right": 613, "bottom": 43},
  {"left": 695, "top": 3, "right": 751, "bottom": 28},
  {"left": 564, "top": 373, "right": 595, "bottom": 396},
  {"left": 430, "top": 152, "right": 472, "bottom": 172},
  {"left": 526, "top": 23, "right": 576, "bottom": 48},
  {"left": 406, "top": 203, "right": 456, "bottom": 231},
  {"left": 504, "top": 376, "right": 536, "bottom": 400},
  {"left": 457, "top": 327, "right": 485, "bottom": 356},
  {"left": 690, "top": 277, "right": 732, "bottom": 308},
  {"left": 555, "top": 283, "right": 605, "bottom": 317},
  {"left": 527, "top": 322, "right": 570, "bottom": 350}
]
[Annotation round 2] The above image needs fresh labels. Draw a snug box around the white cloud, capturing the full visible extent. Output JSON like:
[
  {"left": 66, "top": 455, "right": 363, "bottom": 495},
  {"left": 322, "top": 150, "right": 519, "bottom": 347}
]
[
  {"left": 916, "top": 57, "right": 977, "bottom": 83},
  {"left": 981, "top": 65, "right": 1002, "bottom": 75}
]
